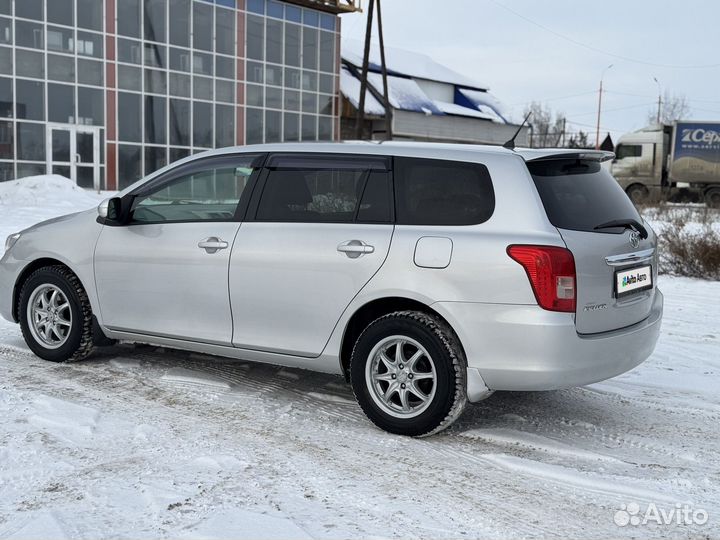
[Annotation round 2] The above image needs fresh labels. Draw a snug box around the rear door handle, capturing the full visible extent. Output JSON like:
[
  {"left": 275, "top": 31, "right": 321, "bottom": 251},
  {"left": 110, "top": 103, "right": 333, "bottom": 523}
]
[
  {"left": 338, "top": 240, "right": 374, "bottom": 258},
  {"left": 198, "top": 237, "right": 228, "bottom": 254}
]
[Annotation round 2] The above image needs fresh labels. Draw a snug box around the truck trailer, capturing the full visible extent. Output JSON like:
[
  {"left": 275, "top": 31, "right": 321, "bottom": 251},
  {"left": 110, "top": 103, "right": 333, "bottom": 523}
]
[{"left": 612, "top": 121, "right": 720, "bottom": 207}]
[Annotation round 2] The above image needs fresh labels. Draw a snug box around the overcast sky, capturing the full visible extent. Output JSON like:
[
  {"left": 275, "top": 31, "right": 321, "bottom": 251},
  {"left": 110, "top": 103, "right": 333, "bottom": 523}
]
[{"left": 339, "top": 0, "right": 720, "bottom": 143}]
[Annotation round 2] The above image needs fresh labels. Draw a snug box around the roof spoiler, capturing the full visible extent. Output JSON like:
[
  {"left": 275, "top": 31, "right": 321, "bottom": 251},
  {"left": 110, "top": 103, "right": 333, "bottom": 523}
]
[{"left": 524, "top": 150, "right": 615, "bottom": 163}]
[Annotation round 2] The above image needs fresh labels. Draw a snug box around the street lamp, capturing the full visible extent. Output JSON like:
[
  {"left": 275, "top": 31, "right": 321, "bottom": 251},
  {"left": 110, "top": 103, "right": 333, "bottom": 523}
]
[
  {"left": 653, "top": 77, "right": 662, "bottom": 125},
  {"left": 595, "top": 63, "right": 613, "bottom": 150}
]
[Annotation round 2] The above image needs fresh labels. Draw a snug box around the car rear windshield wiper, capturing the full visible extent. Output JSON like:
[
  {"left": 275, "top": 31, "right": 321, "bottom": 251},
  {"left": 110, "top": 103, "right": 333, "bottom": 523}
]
[{"left": 593, "top": 218, "right": 648, "bottom": 239}]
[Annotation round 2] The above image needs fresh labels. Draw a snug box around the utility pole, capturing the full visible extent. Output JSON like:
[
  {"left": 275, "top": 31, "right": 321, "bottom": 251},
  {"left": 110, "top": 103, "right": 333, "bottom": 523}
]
[
  {"left": 653, "top": 77, "right": 662, "bottom": 125},
  {"left": 376, "top": 0, "right": 392, "bottom": 139},
  {"left": 356, "top": 0, "right": 375, "bottom": 139},
  {"left": 595, "top": 64, "right": 613, "bottom": 150}
]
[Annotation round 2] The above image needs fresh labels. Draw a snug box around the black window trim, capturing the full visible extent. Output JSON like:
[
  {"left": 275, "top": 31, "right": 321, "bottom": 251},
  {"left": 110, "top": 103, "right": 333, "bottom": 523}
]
[
  {"left": 123, "top": 152, "right": 267, "bottom": 226},
  {"left": 246, "top": 152, "right": 395, "bottom": 225}
]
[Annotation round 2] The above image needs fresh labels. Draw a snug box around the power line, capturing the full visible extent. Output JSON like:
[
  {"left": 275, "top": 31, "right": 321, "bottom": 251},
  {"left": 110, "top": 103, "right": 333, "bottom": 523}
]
[{"left": 488, "top": 0, "right": 720, "bottom": 69}]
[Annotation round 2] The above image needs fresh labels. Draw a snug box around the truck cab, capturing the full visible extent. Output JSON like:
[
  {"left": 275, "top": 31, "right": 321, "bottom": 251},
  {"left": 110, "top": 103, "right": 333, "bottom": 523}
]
[{"left": 611, "top": 125, "right": 671, "bottom": 203}]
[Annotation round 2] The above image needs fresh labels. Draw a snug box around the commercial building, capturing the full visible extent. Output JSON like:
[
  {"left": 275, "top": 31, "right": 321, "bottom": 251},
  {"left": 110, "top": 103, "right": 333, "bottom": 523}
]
[{"left": 0, "top": 0, "right": 357, "bottom": 189}]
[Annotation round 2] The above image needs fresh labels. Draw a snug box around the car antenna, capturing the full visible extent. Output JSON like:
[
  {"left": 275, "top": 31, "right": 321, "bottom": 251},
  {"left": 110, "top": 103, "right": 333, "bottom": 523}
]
[{"left": 503, "top": 112, "right": 532, "bottom": 151}]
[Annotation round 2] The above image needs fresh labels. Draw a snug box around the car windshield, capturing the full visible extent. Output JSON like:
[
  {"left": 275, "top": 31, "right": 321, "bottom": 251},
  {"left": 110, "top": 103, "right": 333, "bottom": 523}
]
[{"left": 527, "top": 158, "right": 642, "bottom": 233}]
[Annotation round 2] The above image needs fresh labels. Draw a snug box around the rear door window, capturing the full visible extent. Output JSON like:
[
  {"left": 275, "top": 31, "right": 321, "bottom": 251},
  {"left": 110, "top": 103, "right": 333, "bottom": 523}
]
[
  {"left": 255, "top": 154, "right": 392, "bottom": 223},
  {"left": 394, "top": 157, "right": 495, "bottom": 225},
  {"left": 527, "top": 158, "right": 641, "bottom": 233}
]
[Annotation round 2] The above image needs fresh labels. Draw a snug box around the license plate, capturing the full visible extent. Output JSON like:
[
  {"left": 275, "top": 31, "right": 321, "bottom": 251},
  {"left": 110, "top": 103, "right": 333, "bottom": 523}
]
[{"left": 615, "top": 265, "right": 653, "bottom": 298}]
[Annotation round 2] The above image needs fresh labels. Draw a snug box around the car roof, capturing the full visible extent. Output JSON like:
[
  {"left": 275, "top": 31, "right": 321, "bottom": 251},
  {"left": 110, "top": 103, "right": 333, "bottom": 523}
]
[
  {"left": 120, "top": 141, "right": 614, "bottom": 195},
  {"left": 187, "top": 141, "right": 614, "bottom": 162}
]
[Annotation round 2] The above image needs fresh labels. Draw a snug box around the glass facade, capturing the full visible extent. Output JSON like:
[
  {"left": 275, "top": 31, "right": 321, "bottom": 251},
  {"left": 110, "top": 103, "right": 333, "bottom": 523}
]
[{"left": 0, "top": 0, "right": 340, "bottom": 188}]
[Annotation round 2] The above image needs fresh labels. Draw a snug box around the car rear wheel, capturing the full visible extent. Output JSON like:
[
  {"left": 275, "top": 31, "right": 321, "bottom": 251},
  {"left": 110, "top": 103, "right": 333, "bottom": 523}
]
[
  {"left": 18, "top": 266, "right": 94, "bottom": 362},
  {"left": 705, "top": 187, "right": 720, "bottom": 208},
  {"left": 350, "top": 311, "right": 467, "bottom": 436},
  {"left": 626, "top": 184, "right": 649, "bottom": 205}
]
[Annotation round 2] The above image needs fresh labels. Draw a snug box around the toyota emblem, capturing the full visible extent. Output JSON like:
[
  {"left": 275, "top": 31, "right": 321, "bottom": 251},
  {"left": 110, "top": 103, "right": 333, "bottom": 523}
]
[{"left": 629, "top": 231, "right": 641, "bottom": 249}]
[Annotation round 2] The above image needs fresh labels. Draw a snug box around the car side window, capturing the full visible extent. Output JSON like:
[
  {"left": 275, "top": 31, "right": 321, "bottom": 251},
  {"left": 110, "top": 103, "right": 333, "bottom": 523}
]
[
  {"left": 394, "top": 157, "right": 495, "bottom": 226},
  {"left": 255, "top": 155, "right": 392, "bottom": 223},
  {"left": 131, "top": 156, "right": 260, "bottom": 223}
]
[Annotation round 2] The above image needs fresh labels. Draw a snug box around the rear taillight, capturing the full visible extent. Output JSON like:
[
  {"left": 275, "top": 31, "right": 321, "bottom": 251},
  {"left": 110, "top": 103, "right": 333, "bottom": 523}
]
[{"left": 507, "top": 245, "right": 576, "bottom": 313}]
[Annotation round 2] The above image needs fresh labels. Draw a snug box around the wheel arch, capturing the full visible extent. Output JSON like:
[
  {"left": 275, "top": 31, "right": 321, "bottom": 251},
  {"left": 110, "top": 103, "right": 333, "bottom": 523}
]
[
  {"left": 12, "top": 258, "right": 84, "bottom": 322},
  {"left": 339, "top": 296, "right": 465, "bottom": 379}
]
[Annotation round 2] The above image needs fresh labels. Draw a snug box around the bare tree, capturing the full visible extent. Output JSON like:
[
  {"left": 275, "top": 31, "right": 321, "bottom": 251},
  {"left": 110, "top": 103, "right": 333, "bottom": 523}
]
[
  {"left": 648, "top": 91, "right": 691, "bottom": 125},
  {"left": 523, "top": 102, "right": 566, "bottom": 148},
  {"left": 567, "top": 130, "right": 592, "bottom": 149}
]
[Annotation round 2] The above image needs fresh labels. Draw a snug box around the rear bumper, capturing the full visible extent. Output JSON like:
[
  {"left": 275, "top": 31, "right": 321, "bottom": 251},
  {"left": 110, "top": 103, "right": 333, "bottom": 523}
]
[{"left": 435, "top": 290, "right": 663, "bottom": 391}]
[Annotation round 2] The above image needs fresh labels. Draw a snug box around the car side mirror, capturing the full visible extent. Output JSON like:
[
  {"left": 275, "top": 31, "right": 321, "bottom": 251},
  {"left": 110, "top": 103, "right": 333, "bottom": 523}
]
[{"left": 98, "top": 196, "right": 132, "bottom": 226}]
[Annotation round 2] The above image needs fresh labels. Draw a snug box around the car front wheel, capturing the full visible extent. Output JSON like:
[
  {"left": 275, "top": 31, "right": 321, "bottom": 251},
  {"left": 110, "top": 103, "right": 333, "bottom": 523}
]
[
  {"left": 350, "top": 311, "right": 467, "bottom": 436},
  {"left": 18, "top": 266, "right": 94, "bottom": 362}
]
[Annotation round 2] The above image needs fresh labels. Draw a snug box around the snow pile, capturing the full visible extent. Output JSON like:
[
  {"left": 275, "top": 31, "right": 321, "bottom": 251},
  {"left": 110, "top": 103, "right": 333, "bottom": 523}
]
[
  {"left": 0, "top": 175, "right": 103, "bottom": 208},
  {"left": 0, "top": 175, "right": 111, "bottom": 244}
]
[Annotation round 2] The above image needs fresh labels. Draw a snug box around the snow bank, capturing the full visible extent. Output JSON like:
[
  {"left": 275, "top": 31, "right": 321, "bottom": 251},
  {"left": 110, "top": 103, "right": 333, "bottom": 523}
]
[
  {"left": 0, "top": 175, "right": 104, "bottom": 208},
  {"left": 0, "top": 175, "right": 111, "bottom": 245}
]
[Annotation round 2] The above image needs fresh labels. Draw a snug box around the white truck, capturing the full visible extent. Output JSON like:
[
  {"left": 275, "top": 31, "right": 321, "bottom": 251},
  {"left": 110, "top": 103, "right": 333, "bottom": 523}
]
[{"left": 611, "top": 121, "right": 720, "bottom": 207}]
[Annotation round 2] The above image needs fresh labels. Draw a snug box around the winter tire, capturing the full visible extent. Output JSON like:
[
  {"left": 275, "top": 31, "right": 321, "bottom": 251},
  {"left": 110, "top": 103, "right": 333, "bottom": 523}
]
[
  {"left": 626, "top": 184, "right": 649, "bottom": 205},
  {"left": 18, "top": 266, "right": 94, "bottom": 362},
  {"left": 350, "top": 310, "right": 467, "bottom": 437}
]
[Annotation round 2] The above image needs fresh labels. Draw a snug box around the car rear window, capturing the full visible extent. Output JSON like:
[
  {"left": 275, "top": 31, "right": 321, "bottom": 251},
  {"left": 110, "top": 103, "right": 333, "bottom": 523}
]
[
  {"left": 527, "top": 159, "right": 641, "bottom": 233},
  {"left": 394, "top": 157, "right": 495, "bottom": 225}
]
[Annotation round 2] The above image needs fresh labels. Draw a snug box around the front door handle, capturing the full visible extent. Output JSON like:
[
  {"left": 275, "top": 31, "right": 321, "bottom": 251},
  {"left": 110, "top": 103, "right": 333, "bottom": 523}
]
[
  {"left": 337, "top": 240, "right": 375, "bottom": 259},
  {"left": 198, "top": 237, "right": 228, "bottom": 254}
]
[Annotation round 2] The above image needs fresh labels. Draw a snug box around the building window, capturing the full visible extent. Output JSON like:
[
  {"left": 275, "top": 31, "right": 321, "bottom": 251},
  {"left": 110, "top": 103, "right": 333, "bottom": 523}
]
[
  {"left": 16, "top": 122, "right": 45, "bottom": 161},
  {"left": 16, "top": 80, "right": 44, "bottom": 121},
  {"left": 47, "top": 54, "right": 75, "bottom": 83},
  {"left": 247, "top": 15, "right": 264, "bottom": 61},
  {"left": 169, "top": 99, "right": 191, "bottom": 147},
  {"left": 169, "top": 0, "right": 190, "bottom": 48},
  {"left": 16, "top": 0, "right": 43, "bottom": 21},
  {"left": 118, "top": 144, "right": 142, "bottom": 188},
  {"left": 118, "top": 0, "right": 141, "bottom": 38},
  {"left": 78, "top": 59, "right": 104, "bottom": 86},
  {"left": 144, "top": 0, "right": 166, "bottom": 43},
  {"left": 78, "top": 87, "right": 104, "bottom": 125},
  {"left": 118, "top": 92, "right": 142, "bottom": 142},
  {"left": 16, "top": 20, "right": 44, "bottom": 49},
  {"left": 48, "top": 84, "right": 75, "bottom": 123},
  {"left": 77, "top": 0, "right": 103, "bottom": 31},
  {"left": 16, "top": 49, "right": 45, "bottom": 79},
  {"left": 193, "top": 2, "right": 213, "bottom": 52},
  {"left": 0, "top": 77, "right": 12, "bottom": 117},
  {"left": 48, "top": 0, "right": 74, "bottom": 26},
  {"left": 215, "top": 6, "right": 235, "bottom": 56},
  {"left": 193, "top": 101, "right": 212, "bottom": 148},
  {"left": 118, "top": 65, "right": 142, "bottom": 91},
  {"left": 145, "top": 96, "right": 166, "bottom": 145}
]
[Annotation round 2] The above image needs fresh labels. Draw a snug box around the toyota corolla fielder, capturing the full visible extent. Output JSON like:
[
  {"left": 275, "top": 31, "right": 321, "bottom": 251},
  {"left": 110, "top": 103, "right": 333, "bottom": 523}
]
[{"left": 0, "top": 142, "right": 663, "bottom": 436}]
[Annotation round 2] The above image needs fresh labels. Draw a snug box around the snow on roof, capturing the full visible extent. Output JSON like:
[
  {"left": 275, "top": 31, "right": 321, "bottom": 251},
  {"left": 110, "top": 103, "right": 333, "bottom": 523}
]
[
  {"left": 366, "top": 71, "right": 442, "bottom": 115},
  {"left": 342, "top": 38, "right": 487, "bottom": 90},
  {"left": 432, "top": 100, "right": 500, "bottom": 122},
  {"left": 340, "top": 66, "right": 385, "bottom": 116},
  {"left": 457, "top": 88, "right": 508, "bottom": 123}
]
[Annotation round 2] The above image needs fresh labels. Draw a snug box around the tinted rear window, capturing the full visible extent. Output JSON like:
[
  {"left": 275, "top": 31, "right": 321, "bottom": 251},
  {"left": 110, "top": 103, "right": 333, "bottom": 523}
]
[
  {"left": 394, "top": 157, "right": 495, "bottom": 225},
  {"left": 528, "top": 159, "right": 641, "bottom": 233}
]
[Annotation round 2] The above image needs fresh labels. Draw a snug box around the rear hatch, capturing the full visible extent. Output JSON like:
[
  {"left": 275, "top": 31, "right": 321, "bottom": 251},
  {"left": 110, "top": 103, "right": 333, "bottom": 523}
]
[{"left": 526, "top": 154, "right": 657, "bottom": 334}]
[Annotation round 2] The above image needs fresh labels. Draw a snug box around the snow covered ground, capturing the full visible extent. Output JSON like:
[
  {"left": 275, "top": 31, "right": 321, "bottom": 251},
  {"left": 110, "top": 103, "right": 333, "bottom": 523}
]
[{"left": 1, "top": 177, "right": 719, "bottom": 539}]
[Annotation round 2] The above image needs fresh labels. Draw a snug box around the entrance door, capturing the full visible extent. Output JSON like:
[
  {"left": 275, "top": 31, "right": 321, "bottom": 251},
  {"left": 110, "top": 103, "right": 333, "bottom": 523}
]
[{"left": 47, "top": 125, "right": 102, "bottom": 190}]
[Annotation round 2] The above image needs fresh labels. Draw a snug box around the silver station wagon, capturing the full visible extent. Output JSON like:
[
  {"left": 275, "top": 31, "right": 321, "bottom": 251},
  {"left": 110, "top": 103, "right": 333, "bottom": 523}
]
[{"left": 0, "top": 142, "right": 663, "bottom": 436}]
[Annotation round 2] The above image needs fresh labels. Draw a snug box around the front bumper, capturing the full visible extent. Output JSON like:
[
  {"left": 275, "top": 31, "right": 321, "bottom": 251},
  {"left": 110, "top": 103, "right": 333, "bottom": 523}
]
[
  {"left": 0, "top": 252, "right": 17, "bottom": 323},
  {"left": 435, "top": 289, "right": 663, "bottom": 392}
]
